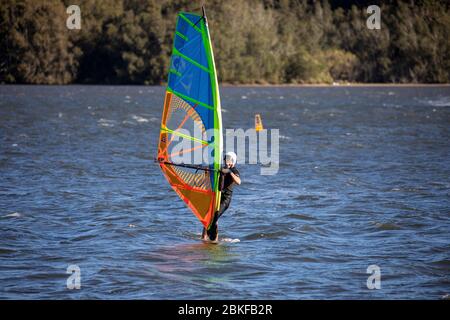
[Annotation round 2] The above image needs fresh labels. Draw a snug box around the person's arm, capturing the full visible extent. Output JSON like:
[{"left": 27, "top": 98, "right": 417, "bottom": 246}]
[
  {"left": 229, "top": 168, "right": 241, "bottom": 185},
  {"left": 230, "top": 171, "right": 241, "bottom": 185},
  {"left": 221, "top": 167, "right": 241, "bottom": 185}
]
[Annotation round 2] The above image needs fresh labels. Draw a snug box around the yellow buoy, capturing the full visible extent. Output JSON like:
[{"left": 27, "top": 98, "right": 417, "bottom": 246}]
[{"left": 255, "top": 114, "right": 264, "bottom": 132}]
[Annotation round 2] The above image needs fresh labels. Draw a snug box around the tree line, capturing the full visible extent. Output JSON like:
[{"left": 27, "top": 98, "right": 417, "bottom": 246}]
[{"left": 1, "top": 0, "right": 449, "bottom": 84}]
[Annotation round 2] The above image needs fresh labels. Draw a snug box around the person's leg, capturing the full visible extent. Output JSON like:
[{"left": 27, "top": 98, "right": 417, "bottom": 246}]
[
  {"left": 217, "top": 196, "right": 231, "bottom": 219},
  {"left": 201, "top": 227, "right": 207, "bottom": 240},
  {"left": 206, "top": 213, "right": 219, "bottom": 241},
  {"left": 207, "top": 195, "right": 232, "bottom": 240}
]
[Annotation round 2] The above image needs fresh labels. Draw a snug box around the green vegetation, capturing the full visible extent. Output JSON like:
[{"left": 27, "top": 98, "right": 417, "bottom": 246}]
[{"left": 1, "top": 0, "right": 449, "bottom": 84}]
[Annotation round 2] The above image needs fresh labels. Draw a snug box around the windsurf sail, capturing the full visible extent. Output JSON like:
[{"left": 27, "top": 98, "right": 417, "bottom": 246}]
[{"left": 157, "top": 6, "right": 222, "bottom": 229}]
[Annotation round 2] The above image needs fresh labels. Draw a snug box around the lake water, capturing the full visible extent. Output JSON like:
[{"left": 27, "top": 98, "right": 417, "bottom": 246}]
[{"left": 0, "top": 85, "right": 449, "bottom": 299}]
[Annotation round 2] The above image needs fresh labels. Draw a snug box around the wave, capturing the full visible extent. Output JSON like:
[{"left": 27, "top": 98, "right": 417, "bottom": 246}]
[
  {"left": 98, "top": 118, "right": 116, "bottom": 127},
  {"left": 426, "top": 98, "right": 450, "bottom": 107},
  {"left": 221, "top": 238, "right": 240, "bottom": 243},
  {"left": 294, "top": 194, "right": 322, "bottom": 201},
  {"left": 3, "top": 212, "right": 21, "bottom": 218},
  {"left": 284, "top": 213, "right": 316, "bottom": 221},
  {"left": 374, "top": 222, "right": 402, "bottom": 231},
  {"left": 131, "top": 115, "right": 149, "bottom": 123},
  {"left": 0, "top": 247, "right": 16, "bottom": 255},
  {"left": 431, "top": 259, "right": 450, "bottom": 268},
  {"left": 243, "top": 230, "right": 290, "bottom": 240}
]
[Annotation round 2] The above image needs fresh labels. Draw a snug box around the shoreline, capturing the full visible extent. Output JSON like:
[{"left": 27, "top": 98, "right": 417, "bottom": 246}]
[
  {"left": 1, "top": 83, "right": 449, "bottom": 87},
  {"left": 220, "top": 83, "right": 450, "bottom": 88}
]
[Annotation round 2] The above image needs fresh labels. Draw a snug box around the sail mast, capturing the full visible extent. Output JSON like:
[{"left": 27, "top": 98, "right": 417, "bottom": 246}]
[{"left": 202, "top": 5, "right": 206, "bottom": 19}]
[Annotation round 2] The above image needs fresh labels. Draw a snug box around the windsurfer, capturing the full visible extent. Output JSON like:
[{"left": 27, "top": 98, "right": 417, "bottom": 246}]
[{"left": 202, "top": 151, "right": 241, "bottom": 241}]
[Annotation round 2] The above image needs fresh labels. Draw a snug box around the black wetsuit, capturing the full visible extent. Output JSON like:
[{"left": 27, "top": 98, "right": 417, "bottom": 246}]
[{"left": 206, "top": 166, "right": 240, "bottom": 240}]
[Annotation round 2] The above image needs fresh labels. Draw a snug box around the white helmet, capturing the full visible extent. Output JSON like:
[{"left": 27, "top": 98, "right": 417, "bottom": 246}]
[{"left": 224, "top": 151, "right": 237, "bottom": 165}]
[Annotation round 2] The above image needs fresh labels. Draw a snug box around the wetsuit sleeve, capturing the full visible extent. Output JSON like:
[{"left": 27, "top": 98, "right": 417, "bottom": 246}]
[{"left": 230, "top": 167, "right": 240, "bottom": 177}]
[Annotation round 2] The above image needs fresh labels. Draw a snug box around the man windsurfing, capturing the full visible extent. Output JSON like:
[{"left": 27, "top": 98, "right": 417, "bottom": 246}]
[{"left": 202, "top": 151, "right": 241, "bottom": 242}]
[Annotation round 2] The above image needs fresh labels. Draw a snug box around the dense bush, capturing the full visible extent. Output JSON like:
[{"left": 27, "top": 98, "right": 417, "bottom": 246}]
[{"left": 1, "top": 0, "right": 449, "bottom": 84}]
